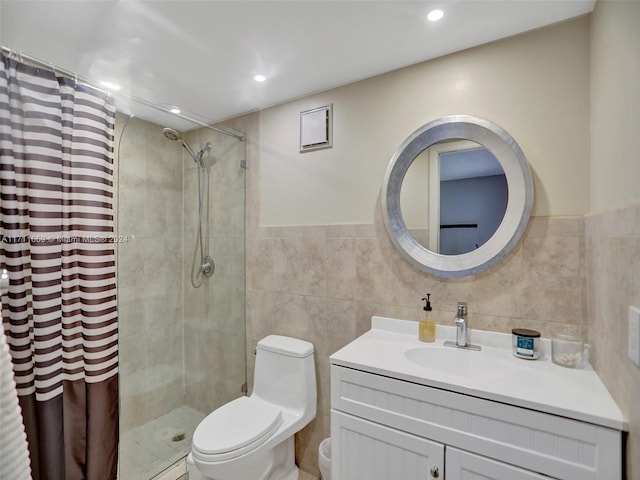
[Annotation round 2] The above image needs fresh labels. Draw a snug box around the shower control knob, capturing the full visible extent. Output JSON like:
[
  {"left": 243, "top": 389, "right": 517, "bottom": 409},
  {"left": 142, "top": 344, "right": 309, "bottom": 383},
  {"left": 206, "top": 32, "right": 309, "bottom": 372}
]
[
  {"left": 200, "top": 256, "right": 215, "bottom": 278},
  {"left": 429, "top": 466, "right": 440, "bottom": 478}
]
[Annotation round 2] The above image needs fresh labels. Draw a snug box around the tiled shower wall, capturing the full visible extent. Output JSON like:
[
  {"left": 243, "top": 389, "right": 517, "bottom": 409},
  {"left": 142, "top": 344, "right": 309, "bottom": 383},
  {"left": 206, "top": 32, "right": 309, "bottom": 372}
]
[
  {"left": 115, "top": 114, "right": 185, "bottom": 430},
  {"left": 242, "top": 108, "right": 586, "bottom": 475},
  {"left": 586, "top": 203, "right": 640, "bottom": 478}
]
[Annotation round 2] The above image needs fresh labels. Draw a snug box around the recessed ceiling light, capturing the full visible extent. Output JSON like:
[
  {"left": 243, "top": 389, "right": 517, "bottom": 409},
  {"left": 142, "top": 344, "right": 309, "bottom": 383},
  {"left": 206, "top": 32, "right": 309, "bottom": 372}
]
[
  {"left": 99, "top": 81, "right": 121, "bottom": 91},
  {"left": 169, "top": 107, "right": 181, "bottom": 114},
  {"left": 254, "top": 74, "right": 266, "bottom": 82},
  {"left": 427, "top": 9, "right": 444, "bottom": 22}
]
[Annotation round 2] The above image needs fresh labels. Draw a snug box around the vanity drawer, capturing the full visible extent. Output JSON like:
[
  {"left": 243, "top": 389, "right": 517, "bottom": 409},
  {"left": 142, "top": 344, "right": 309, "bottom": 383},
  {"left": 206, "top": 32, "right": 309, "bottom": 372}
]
[{"left": 331, "top": 365, "right": 621, "bottom": 480}]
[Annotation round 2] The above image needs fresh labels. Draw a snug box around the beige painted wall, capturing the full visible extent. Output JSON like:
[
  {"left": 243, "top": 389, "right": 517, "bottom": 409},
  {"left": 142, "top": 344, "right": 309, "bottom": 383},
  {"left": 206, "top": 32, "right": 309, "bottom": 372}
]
[
  {"left": 588, "top": 1, "right": 640, "bottom": 478},
  {"left": 260, "top": 16, "right": 590, "bottom": 226},
  {"left": 590, "top": 0, "right": 640, "bottom": 212}
]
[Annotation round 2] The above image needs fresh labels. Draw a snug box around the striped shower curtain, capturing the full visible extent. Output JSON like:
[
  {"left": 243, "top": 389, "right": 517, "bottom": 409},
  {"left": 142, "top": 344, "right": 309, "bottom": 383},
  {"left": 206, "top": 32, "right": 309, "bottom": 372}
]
[{"left": 0, "top": 54, "right": 118, "bottom": 480}]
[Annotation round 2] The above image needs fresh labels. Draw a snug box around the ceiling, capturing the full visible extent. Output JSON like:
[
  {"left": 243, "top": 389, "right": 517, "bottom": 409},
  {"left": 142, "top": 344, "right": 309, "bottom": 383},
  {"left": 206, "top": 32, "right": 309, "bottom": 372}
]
[{"left": 0, "top": 0, "right": 595, "bottom": 132}]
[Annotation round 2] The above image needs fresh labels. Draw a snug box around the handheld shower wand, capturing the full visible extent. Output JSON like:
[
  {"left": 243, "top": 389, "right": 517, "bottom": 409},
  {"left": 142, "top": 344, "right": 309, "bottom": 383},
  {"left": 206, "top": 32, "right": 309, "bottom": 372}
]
[{"left": 162, "top": 127, "right": 215, "bottom": 287}]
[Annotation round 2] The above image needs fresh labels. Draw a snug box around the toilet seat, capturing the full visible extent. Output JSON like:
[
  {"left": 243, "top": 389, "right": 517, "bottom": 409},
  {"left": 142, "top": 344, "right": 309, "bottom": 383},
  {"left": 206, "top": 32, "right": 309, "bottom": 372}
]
[{"left": 192, "top": 396, "right": 283, "bottom": 462}]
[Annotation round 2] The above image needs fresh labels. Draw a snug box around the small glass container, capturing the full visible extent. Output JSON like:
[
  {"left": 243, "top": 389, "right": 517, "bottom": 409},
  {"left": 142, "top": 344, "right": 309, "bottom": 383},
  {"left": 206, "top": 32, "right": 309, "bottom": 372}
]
[
  {"left": 511, "top": 328, "right": 541, "bottom": 360},
  {"left": 552, "top": 325, "right": 584, "bottom": 368}
]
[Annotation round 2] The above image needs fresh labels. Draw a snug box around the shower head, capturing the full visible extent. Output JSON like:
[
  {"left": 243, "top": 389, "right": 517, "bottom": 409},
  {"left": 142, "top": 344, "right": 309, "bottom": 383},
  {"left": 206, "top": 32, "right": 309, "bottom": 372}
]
[
  {"left": 162, "top": 127, "right": 200, "bottom": 165},
  {"left": 162, "top": 127, "right": 181, "bottom": 142}
]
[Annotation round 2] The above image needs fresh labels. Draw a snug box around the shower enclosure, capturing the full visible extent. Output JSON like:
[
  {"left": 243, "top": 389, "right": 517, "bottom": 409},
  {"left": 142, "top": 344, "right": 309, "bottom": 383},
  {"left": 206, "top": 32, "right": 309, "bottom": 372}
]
[{"left": 115, "top": 114, "right": 247, "bottom": 480}]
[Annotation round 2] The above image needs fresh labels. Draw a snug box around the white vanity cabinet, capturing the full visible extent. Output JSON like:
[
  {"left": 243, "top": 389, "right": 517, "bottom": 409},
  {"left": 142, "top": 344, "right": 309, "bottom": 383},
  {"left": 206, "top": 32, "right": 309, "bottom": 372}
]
[
  {"left": 330, "top": 317, "right": 626, "bottom": 480},
  {"left": 331, "top": 366, "right": 621, "bottom": 480}
]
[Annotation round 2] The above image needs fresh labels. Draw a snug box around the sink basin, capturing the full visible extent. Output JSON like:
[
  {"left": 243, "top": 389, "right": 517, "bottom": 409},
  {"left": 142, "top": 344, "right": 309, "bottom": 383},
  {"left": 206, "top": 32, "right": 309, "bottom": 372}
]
[{"left": 404, "top": 346, "right": 515, "bottom": 378}]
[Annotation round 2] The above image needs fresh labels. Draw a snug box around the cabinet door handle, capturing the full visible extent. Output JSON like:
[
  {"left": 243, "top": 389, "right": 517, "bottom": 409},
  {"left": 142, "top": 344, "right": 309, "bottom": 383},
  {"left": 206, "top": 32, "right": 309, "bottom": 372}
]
[{"left": 429, "top": 466, "right": 440, "bottom": 478}]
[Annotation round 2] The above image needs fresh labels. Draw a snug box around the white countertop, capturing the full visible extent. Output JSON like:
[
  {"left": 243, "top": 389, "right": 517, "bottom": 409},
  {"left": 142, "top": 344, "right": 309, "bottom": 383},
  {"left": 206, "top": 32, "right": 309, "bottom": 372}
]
[{"left": 330, "top": 316, "right": 627, "bottom": 431}]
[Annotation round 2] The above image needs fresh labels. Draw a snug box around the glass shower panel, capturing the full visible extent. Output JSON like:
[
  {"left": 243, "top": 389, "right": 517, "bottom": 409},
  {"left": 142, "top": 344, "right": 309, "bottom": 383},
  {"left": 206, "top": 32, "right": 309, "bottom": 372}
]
[
  {"left": 115, "top": 114, "right": 246, "bottom": 480},
  {"left": 182, "top": 128, "right": 247, "bottom": 414}
]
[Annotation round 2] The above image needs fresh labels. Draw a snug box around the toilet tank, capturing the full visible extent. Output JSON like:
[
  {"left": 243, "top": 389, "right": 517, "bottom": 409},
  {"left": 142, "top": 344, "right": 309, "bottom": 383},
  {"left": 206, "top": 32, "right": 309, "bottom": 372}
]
[{"left": 252, "top": 336, "right": 316, "bottom": 417}]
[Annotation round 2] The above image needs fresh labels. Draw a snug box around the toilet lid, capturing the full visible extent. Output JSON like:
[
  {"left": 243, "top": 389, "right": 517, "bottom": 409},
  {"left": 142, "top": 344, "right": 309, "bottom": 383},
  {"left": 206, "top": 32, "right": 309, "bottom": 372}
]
[{"left": 192, "top": 396, "right": 282, "bottom": 457}]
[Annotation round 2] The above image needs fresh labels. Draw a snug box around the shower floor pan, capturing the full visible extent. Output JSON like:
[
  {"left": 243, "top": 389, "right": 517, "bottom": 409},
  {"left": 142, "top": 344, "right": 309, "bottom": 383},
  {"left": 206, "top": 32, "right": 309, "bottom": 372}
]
[{"left": 118, "top": 405, "right": 205, "bottom": 480}]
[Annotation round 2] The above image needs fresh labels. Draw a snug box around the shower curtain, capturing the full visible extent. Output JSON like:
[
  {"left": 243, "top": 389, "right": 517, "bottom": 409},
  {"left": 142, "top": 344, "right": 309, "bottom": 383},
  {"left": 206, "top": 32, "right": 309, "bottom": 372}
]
[{"left": 0, "top": 53, "right": 118, "bottom": 480}]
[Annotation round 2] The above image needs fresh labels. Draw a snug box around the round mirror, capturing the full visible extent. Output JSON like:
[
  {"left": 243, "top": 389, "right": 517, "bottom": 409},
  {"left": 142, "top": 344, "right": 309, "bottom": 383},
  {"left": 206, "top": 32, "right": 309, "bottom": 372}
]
[{"left": 382, "top": 115, "right": 533, "bottom": 277}]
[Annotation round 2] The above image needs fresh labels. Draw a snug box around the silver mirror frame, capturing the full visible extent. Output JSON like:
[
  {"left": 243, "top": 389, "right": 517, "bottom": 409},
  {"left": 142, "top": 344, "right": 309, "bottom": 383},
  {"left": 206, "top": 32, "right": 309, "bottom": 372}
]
[{"left": 381, "top": 115, "right": 534, "bottom": 277}]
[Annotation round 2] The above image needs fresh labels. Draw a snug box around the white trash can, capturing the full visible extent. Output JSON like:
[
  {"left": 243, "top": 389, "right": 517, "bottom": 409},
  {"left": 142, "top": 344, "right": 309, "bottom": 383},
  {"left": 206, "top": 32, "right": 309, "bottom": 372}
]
[{"left": 318, "top": 437, "right": 331, "bottom": 480}]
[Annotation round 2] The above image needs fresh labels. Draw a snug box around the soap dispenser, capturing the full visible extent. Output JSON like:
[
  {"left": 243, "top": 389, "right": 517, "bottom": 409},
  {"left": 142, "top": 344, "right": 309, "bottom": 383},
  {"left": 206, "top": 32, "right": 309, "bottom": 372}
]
[{"left": 419, "top": 294, "right": 436, "bottom": 342}]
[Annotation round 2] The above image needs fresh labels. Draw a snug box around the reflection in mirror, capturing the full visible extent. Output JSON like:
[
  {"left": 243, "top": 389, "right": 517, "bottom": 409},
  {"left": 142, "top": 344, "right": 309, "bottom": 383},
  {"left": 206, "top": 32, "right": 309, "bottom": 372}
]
[{"left": 400, "top": 140, "right": 507, "bottom": 255}]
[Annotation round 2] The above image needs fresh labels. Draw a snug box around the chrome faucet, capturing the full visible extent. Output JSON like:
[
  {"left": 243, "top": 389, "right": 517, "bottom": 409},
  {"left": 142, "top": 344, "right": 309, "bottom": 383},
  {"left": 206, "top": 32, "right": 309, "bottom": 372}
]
[
  {"left": 454, "top": 302, "right": 468, "bottom": 347},
  {"left": 443, "top": 301, "right": 481, "bottom": 351}
]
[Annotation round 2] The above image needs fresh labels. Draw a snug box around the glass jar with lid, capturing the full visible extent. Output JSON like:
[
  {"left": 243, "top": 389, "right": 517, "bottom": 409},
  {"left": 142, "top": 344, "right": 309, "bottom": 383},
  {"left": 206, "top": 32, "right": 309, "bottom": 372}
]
[{"left": 551, "top": 325, "right": 584, "bottom": 368}]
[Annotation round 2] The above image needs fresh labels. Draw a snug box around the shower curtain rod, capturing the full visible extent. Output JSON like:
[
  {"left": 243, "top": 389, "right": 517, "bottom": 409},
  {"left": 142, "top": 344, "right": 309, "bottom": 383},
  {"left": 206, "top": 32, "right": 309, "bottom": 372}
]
[{"left": 1, "top": 46, "right": 246, "bottom": 141}]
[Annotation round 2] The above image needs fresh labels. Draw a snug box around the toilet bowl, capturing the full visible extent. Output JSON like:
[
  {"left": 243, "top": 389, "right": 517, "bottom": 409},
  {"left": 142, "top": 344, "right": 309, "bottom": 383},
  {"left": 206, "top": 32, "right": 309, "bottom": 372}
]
[{"left": 190, "top": 335, "right": 316, "bottom": 480}]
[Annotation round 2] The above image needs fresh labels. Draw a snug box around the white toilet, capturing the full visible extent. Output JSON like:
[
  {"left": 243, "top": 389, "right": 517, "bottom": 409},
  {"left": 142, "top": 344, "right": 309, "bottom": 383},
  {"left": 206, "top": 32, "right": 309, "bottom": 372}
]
[{"left": 188, "top": 335, "right": 316, "bottom": 480}]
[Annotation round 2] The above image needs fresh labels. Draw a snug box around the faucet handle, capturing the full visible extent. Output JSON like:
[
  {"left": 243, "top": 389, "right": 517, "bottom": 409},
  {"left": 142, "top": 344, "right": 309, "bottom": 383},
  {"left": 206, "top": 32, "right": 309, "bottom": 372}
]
[{"left": 445, "top": 301, "right": 481, "bottom": 351}]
